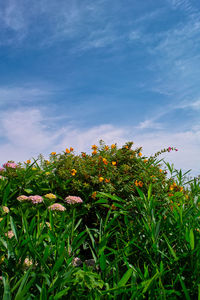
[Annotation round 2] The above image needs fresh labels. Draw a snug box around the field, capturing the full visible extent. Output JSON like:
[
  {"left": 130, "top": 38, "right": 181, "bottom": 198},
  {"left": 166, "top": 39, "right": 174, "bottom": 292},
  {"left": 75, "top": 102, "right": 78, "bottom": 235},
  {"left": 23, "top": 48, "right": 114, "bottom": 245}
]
[{"left": 0, "top": 141, "right": 200, "bottom": 299}]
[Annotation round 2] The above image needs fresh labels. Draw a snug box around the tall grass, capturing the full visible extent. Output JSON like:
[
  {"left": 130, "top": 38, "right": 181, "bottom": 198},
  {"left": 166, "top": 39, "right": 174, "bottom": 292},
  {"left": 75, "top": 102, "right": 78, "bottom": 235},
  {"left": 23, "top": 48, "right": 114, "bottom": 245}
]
[{"left": 0, "top": 141, "right": 199, "bottom": 299}]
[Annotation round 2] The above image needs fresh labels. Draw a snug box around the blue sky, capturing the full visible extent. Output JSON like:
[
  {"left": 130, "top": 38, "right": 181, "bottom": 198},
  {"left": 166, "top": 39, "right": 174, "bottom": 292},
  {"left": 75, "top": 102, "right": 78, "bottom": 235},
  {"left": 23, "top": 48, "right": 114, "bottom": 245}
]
[{"left": 0, "top": 0, "right": 200, "bottom": 177}]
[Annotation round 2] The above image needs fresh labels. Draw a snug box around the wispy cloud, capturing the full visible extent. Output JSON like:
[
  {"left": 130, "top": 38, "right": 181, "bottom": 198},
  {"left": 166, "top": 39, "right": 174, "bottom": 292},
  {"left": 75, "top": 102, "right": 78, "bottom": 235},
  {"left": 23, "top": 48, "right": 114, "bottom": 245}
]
[
  {"left": 0, "top": 85, "right": 52, "bottom": 105},
  {"left": 0, "top": 107, "right": 199, "bottom": 177}
]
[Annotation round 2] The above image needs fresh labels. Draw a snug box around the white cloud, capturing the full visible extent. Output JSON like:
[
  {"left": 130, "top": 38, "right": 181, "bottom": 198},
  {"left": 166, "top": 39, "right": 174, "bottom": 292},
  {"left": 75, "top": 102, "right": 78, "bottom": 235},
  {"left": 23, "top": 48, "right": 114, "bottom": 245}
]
[
  {"left": 0, "top": 107, "right": 199, "bottom": 178},
  {"left": 136, "top": 119, "right": 163, "bottom": 130},
  {"left": 0, "top": 85, "right": 51, "bottom": 105}
]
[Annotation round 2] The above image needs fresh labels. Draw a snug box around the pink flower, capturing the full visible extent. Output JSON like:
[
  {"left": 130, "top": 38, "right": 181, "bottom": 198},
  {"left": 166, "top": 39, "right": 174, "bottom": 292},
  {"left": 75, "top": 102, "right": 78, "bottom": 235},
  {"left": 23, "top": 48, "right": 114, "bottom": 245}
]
[
  {"left": 5, "top": 230, "right": 14, "bottom": 239},
  {"left": 48, "top": 203, "right": 66, "bottom": 211},
  {"left": 0, "top": 167, "right": 5, "bottom": 172},
  {"left": 2, "top": 206, "right": 9, "bottom": 213},
  {"left": 168, "top": 147, "right": 172, "bottom": 152},
  {"left": 28, "top": 195, "right": 43, "bottom": 204},
  {"left": 175, "top": 148, "right": 178, "bottom": 151},
  {"left": 3, "top": 162, "right": 18, "bottom": 169},
  {"left": 17, "top": 195, "right": 29, "bottom": 202},
  {"left": 65, "top": 196, "right": 83, "bottom": 205}
]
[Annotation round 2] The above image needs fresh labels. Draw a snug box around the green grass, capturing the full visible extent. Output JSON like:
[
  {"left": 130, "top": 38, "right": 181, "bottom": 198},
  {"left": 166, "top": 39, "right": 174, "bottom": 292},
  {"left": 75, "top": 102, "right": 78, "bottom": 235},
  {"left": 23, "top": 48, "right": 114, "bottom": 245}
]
[{"left": 0, "top": 141, "right": 200, "bottom": 299}]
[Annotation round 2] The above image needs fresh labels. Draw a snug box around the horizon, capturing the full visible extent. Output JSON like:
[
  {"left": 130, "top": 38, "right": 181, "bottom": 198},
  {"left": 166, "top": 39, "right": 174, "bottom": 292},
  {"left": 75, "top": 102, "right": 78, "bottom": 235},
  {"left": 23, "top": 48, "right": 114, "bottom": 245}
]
[{"left": 0, "top": 0, "right": 200, "bottom": 177}]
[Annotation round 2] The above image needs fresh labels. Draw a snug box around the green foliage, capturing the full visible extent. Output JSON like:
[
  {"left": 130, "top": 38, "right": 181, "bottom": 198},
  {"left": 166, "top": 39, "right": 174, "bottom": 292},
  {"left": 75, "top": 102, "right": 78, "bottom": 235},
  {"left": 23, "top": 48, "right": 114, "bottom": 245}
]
[{"left": 0, "top": 141, "right": 200, "bottom": 299}]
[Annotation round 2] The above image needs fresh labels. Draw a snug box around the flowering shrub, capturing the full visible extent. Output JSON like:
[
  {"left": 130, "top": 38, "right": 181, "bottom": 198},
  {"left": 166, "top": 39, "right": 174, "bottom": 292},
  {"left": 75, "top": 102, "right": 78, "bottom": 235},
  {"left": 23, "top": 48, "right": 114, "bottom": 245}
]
[{"left": 0, "top": 141, "right": 199, "bottom": 299}]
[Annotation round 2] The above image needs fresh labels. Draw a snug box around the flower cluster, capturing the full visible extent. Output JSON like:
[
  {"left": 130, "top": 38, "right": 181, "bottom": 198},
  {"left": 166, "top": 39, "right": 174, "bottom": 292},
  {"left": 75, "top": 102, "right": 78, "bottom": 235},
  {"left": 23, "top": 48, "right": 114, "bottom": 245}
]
[
  {"left": 65, "top": 196, "right": 83, "bottom": 204},
  {"left": 17, "top": 195, "right": 43, "bottom": 204},
  {"left": 2, "top": 206, "right": 9, "bottom": 213},
  {"left": 28, "top": 195, "right": 44, "bottom": 204},
  {"left": 44, "top": 193, "right": 57, "bottom": 200},
  {"left": 5, "top": 230, "right": 14, "bottom": 239},
  {"left": 3, "top": 162, "right": 18, "bottom": 169},
  {"left": 48, "top": 203, "right": 66, "bottom": 211},
  {"left": 17, "top": 195, "right": 29, "bottom": 202}
]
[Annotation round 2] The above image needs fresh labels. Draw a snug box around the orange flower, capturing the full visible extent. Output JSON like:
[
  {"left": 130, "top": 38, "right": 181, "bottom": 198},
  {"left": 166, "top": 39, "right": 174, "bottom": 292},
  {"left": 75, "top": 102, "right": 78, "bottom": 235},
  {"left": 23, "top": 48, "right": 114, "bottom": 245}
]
[
  {"left": 92, "top": 150, "right": 97, "bottom": 155},
  {"left": 65, "top": 148, "right": 70, "bottom": 153},
  {"left": 159, "top": 169, "right": 162, "bottom": 172},
  {"left": 135, "top": 180, "right": 139, "bottom": 186},
  {"left": 26, "top": 160, "right": 31, "bottom": 164},
  {"left": 70, "top": 147, "right": 74, "bottom": 152},
  {"left": 104, "top": 145, "right": 109, "bottom": 151},
  {"left": 125, "top": 145, "right": 129, "bottom": 149},
  {"left": 138, "top": 152, "right": 142, "bottom": 157},
  {"left": 99, "top": 177, "right": 104, "bottom": 182},
  {"left": 51, "top": 152, "right": 56, "bottom": 155},
  {"left": 168, "top": 193, "right": 174, "bottom": 197},
  {"left": 71, "top": 169, "right": 77, "bottom": 176},
  {"left": 179, "top": 187, "right": 183, "bottom": 192},
  {"left": 46, "top": 160, "right": 50, "bottom": 164},
  {"left": 105, "top": 178, "right": 110, "bottom": 183},
  {"left": 138, "top": 181, "right": 143, "bottom": 187},
  {"left": 102, "top": 158, "right": 108, "bottom": 165},
  {"left": 111, "top": 204, "right": 117, "bottom": 210},
  {"left": 92, "top": 145, "right": 98, "bottom": 150},
  {"left": 112, "top": 161, "right": 117, "bottom": 166},
  {"left": 111, "top": 144, "right": 116, "bottom": 149},
  {"left": 91, "top": 192, "right": 97, "bottom": 199},
  {"left": 82, "top": 152, "right": 86, "bottom": 158},
  {"left": 143, "top": 159, "right": 148, "bottom": 163}
]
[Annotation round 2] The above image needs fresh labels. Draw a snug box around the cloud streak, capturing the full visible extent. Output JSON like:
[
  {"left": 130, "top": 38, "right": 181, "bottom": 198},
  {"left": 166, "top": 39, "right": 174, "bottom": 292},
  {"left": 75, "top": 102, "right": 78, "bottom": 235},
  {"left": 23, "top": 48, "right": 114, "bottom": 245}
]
[{"left": 0, "top": 107, "right": 199, "bottom": 177}]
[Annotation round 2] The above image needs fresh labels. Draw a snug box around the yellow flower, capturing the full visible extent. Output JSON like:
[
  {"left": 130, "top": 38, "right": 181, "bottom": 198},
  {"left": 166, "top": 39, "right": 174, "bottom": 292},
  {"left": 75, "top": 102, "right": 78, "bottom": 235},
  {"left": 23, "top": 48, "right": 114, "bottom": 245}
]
[
  {"left": 92, "top": 145, "right": 98, "bottom": 150},
  {"left": 111, "top": 144, "right": 116, "bottom": 149},
  {"left": 45, "top": 172, "right": 50, "bottom": 176},
  {"left": 71, "top": 169, "right": 77, "bottom": 176},
  {"left": 65, "top": 148, "right": 70, "bottom": 153},
  {"left": 70, "top": 147, "right": 74, "bottom": 152},
  {"left": 92, "top": 150, "right": 97, "bottom": 155},
  {"left": 112, "top": 161, "right": 117, "bottom": 166},
  {"left": 44, "top": 193, "right": 57, "bottom": 200},
  {"left": 138, "top": 152, "right": 142, "bottom": 157},
  {"left": 26, "top": 160, "right": 31, "bottom": 164},
  {"left": 46, "top": 160, "right": 50, "bottom": 164},
  {"left": 105, "top": 178, "right": 110, "bottom": 183},
  {"left": 32, "top": 167, "right": 37, "bottom": 171},
  {"left": 51, "top": 152, "right": 56, "bottom": 155},
  {"left": 99, "top": 177, "right": 104, "bottom": 182},
  {"left": 104, "top": 145, "right": 109, "bottom": 151}
]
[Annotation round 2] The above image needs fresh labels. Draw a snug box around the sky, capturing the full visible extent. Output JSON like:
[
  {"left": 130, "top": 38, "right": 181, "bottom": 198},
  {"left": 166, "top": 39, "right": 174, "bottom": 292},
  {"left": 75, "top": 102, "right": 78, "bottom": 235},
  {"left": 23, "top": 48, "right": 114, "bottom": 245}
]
[{"left": 0, "top": 0, "right": 200, "bottom": 178}]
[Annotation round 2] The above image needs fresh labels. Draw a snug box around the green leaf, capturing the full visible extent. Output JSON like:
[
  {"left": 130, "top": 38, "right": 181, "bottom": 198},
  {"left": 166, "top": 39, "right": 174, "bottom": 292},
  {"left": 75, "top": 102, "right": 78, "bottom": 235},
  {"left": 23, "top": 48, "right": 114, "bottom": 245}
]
[
  {"left": 54, "top": 288, "right": 70, "bottom": 299},
  {"left": 117, "top": 268, "right": 133, "bottom": 287},
  {"left": 10, "top": 216, "right": 18, "bottom": 241},
  {"left": 24, "top": 189, "right": 33, "bottom": 194},
  {"left": 163, "top": 234, "right": 179, "bottom": 261},
  {"left": 14, "top": 267, "right": 33, "bottom": 300},
  {"left": 99, "top": 252, "right": 106, "bottom": 271},
  {"left": 51, "top": 252, "right": 65, "bottom": 276},
  {"left": 96, "top": 192, "right": 126, "bottom": 202},
  {"left": 148, "top": 183, "right": 152, "bottom": 201},
  {"left": 179, "top": 275, "right": 191, "bottom": 300},
  {"left": 189, "top": 229, "right": 195, "bottom": 250},
  {"left": 2, "top": 274, "right": 11, "bottom": 300}
]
